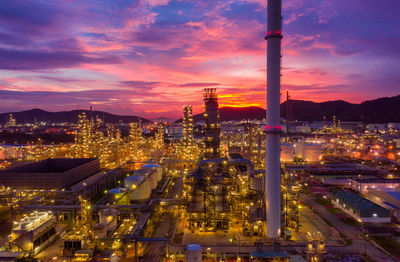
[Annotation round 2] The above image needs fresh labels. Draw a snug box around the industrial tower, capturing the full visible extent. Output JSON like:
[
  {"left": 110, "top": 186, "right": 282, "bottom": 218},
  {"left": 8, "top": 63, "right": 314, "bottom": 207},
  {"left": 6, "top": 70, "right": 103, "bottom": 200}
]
[
  {"left": 183, "top": 105, "right": 194, "bottom": 146},
  {"left": 264, "top": 0, "right": 282, "bottom": 239},
  {"left": 203, "top": 88, "right": 220, "bottom": 159}
]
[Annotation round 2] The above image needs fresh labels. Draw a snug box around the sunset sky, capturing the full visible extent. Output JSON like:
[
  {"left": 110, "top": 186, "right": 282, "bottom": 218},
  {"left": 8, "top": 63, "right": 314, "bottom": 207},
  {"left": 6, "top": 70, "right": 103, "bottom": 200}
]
[{"left": 0, "top": 0, "right": 399, "bottom": 118}]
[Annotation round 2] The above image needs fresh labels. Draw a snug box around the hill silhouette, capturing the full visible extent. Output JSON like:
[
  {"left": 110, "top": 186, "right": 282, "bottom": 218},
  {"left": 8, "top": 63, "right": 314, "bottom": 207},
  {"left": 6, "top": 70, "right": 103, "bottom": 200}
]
[
  {"left": 177, "top": 95, "right": 400, "bottom": 123},
  {"left": 0, "top": 109, "right": 151, "bottom": 125},
  {"left": 1, "top": 95, "right": 399, "bottom": 125}
]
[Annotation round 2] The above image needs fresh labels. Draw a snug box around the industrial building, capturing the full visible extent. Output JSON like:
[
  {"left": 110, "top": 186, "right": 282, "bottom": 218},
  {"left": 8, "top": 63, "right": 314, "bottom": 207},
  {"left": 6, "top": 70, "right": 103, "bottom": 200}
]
[
  {"left": 10, "top": 211, "right": 57, "bottom": 254},
  {"left": 0, "top": 158, "right": 128, "bottom": 207},
  {"left": 0, "top": 158, "right": 100, "bottom": 189},
  {"left": 350, "top": 177, "right": 400, "bottom": 194},
  {"left": 186, "top": 89, "right": 268, "bottom": 234},
  {"left": 331, "top": 191, "right": 391, "bottom": 223},
  {"left": 368, "top": 188, "right": 400, "bottom": 219},
  {"left": 186, "top": 160, "right": 232, "bottom": 232},
  {"left": 0, "top": 145, "right": 23, "bottom": 160}
]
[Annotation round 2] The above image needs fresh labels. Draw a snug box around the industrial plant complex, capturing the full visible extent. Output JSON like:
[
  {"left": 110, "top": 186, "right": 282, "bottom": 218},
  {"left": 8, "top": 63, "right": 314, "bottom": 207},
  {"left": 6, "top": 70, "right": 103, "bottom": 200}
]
[
  {"left": 0, "top": 88, "right": 399, "bottom": 262},
  {"left": 0, "top": 1, "right": 399, "bottom": 262}
]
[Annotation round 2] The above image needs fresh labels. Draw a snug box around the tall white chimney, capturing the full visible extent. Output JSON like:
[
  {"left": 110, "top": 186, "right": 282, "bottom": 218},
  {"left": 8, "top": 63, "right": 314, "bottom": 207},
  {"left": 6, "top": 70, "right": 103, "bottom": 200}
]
[{"left": 265, "top": 0, "right": 282, "bottom": 239}]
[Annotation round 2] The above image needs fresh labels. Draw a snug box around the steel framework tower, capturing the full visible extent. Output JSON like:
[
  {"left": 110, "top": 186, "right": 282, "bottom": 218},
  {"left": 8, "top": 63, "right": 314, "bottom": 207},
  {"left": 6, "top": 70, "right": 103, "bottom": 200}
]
[
  {"left": 183, "top": 105, "right": 194, "bottom": 146},
  {"left": 203, "top": 88, "right": 220, "bottom": 159},
  {"left": 264, "top": 0, "right": 282, "bottom": 239}
]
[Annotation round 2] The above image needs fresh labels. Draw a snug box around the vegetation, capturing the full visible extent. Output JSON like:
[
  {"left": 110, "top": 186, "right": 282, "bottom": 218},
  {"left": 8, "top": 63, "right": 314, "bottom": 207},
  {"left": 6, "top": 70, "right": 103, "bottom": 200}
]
[
  {"left": 339, "top": 216, "right": 359, "bottom": 227},
  {"left": 339, "top": 232, "right": 353, "bottom": 246},
  {"left": 370, "top": 236, "right": 400, "bottom": 258},
  {"left": 314, "top": 197, "right": 330, "bottom": 206}
]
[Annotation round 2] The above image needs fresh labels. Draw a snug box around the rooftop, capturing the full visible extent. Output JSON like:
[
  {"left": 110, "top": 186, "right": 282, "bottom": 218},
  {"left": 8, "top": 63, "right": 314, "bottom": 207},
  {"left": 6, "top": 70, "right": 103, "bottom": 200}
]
[
  {"left": 12, "top": 211, "right": 55, "bottom": 232},
  {"left": 333, "top": 191, "right": 389, "bottom": 212},
  {"left": 388, "top": 191, "right": 400, "bottom": 200},
  {"left": 1, "top": 158, "right": 97, "bottom": 173}
]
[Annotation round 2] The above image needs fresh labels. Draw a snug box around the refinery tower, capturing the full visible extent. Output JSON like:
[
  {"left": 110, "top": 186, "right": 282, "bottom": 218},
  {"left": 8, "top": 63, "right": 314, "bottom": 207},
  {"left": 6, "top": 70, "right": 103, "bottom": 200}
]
[
  {"left": 203, "top": 88, "right": 221, "bottom": 159},
  {"left": 265, "top": 0, "right": 282, "bottom": 239}
]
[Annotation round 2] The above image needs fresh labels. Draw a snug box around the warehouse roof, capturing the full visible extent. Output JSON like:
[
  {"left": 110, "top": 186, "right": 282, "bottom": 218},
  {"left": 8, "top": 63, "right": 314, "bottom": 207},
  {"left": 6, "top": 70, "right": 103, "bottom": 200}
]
[
  {"left": 388, "top": 191, "right": 400, "bottom": 200},
  {"left": 333, "top": 191, "right": 388, "bottom": 213}
]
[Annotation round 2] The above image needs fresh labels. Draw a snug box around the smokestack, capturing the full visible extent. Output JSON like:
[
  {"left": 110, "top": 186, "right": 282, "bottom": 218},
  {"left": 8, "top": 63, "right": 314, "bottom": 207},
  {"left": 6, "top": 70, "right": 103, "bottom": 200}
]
[{"left": 265, "top": 0, "right": 282, "bottom": 239}]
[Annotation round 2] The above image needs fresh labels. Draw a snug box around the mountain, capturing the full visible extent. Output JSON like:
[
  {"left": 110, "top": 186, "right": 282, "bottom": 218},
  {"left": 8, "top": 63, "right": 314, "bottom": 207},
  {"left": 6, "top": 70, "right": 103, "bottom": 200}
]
[
  {"left": 284, "top": 95, "right": 400, "bottom": 123},
  {"left": 150, "top": 116, "right": 176, "bottom": 123},
  {"left": 0, "top": 109, "right": 152, "bottom": 125},
  {"left": 176, "top": 95, "right": 400, "bottom": 123},
  {"left": 1, "top": 95, "right": 399, "bottom": 125},
  {"left": 282, "top": 100, "right": 356, "bottom": 122}
]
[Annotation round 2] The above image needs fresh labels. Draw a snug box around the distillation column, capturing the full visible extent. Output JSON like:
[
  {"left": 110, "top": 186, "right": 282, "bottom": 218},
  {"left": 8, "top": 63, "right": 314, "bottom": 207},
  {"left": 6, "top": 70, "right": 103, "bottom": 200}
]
[
  {"left": 264, "top": 0, "right": 282, "bottom": 239},
  {"left": 203, "top": 88, "right": 220, "bottom": 159}
]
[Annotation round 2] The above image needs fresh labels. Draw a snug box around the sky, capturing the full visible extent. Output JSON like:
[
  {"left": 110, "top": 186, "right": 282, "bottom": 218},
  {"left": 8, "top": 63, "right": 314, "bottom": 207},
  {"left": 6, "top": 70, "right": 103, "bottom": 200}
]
[{"left": 0, "top": 0, "right": 399, "bottom": 119}]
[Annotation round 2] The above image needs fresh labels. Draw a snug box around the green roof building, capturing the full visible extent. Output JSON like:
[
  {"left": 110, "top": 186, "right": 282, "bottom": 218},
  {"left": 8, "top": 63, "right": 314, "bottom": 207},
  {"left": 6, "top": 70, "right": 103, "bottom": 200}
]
[{"left": 331, "top": 191, "right": 391, "bottom": 223}]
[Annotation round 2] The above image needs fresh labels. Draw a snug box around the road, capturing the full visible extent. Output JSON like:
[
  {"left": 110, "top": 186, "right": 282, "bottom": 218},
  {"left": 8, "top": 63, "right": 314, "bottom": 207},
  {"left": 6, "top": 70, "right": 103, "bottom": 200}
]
[
  {"left": 142, "top": 212, "right": 173, "bottom": 261},
  {"left": 141, "top": 172, "right": 183, "bottom": 261}
]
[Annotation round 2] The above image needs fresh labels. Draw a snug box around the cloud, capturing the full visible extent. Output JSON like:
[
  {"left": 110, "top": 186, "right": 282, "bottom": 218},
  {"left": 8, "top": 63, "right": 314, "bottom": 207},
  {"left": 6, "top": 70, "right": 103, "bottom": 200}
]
[
  {"left": 0, "top": 0, "right": 399, "bottom": 117},
  {"left": 145, "top": 0, "right": 170, "bottom": 7},
  {"left": 0, "top": 48, "right": 122, "bottom": 70},
  {"left": 119, "top": 81, "right": 161, "bottom": 89},
  {"left": 179, "top": 83, "right": 220, "bottom": 87}
]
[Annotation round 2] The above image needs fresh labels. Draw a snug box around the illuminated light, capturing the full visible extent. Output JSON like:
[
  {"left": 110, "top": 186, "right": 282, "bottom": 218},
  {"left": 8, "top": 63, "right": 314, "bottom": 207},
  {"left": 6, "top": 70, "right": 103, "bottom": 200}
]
[
  {"left": 275, "top": 30, "right": 281, "bottom": 34},
  {"left": 264, "top": 125, "right": 282, "bottom": 130}
]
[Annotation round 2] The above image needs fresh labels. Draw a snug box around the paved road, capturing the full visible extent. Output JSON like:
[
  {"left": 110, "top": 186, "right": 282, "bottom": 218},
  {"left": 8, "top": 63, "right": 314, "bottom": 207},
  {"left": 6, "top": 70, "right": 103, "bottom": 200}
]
[
  {"left": 304, "top": 194, "right": 397, "bottom": 262},
  {"left": 142, "top": 212, "right": 172, "bottom": 261},
  {"left": 142, "top": 172, "right": 183, "bottom": 261}
]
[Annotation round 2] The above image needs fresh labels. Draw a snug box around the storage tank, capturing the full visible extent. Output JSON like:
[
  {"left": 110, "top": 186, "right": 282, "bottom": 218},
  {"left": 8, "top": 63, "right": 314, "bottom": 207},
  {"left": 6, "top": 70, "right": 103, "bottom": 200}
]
[
  {"left": 185, "top": 244, "right": 202, "bottom": 262},
  {"left": 93, "top": 223, "right": 106, "bottom": 238},
  {"left": 125, "top": 175, "right": 143, "bottom": 190},
  {"left": 108, "top": 188, "right": 128, "bottom": 205},
  {"left": 280, "top": 143, "right": 294, "bottom": 162},
  {"left": 303, "top": 143, "right": 323, "bottom": 162},
  {"left": 294, "top": 142, "right": 304, "bottom": 159},
  {"left": 99, "top": 208, "right": 119, "bottom": 233},
  {"left": 135, "top": 169, "right": 157, "bottom": 190},
  {"left": 142, "top": 164, "right": 162, "bottom": 182},
  {"left": 125, "top": 175, "right": 150, "bottom": 201}
]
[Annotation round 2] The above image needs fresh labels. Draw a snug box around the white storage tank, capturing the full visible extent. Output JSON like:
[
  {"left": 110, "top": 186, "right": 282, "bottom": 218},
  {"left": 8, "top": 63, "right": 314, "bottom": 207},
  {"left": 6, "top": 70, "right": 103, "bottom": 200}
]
[
  {"left": 142, "top": 164, "right": 162, "bottom": 182},
  {"left": 280, "top": 143, "right": 294, "bottom": 162},
  {"left": 99, "top": 208, "right": 119, "bottom": 232},
  {"left": 294, "top": 142, "right": 304, "bottom": 159},
  {"left": 125, "top": 175, "right": 150, "bottom": 201},
  {"left": 185, "top": 244, "right": 202, "bottom": 262},
  {"left": 135, "top": 169, "right": 157, "bottom": 190},
  {"left": 303, "top": 143, "right": 323, "bottom": 162}
]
